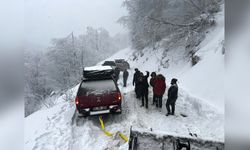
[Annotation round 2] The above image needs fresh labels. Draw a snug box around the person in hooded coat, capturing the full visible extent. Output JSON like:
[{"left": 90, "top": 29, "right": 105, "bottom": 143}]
[
  {"left": 153, "top": 74, "right": 166, "bottom": 108},
  {"left": 166, "top": 78, "right": 178, "bottom": 116},
  {"left": 137, "top": 71, "right": 150, "bottom": 108},
  {"left": 132, "top": 68, "right": 141, "bottom": 98},
  {"left": 150, "top": 72, "right": 157, "bottom": 105},
  {"left": 123, "top": 69, "right": 129, "bottom": 87}
]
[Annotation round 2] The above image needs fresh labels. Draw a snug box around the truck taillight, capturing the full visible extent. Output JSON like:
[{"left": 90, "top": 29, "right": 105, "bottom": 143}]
[
  {"left": 75, "top": 97, "right": 79, "bottom": 105},
  {"left": 117, "top": 92, "right": 122, "bottom": 101}
]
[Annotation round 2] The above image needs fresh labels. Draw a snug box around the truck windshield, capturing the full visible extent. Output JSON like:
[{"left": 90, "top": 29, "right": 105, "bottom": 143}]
[{"left": 78, "top": 79, "right": 117, "bottom": 96}]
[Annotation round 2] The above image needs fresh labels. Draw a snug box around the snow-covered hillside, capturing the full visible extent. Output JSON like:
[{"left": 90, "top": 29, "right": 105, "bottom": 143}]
[
  {"left": 180, "top": 9, "right": 224, "bottom": 111},
  {"left": 25, "top": 6, "right": 224, "bottom": 150},
  {"left": 103, "top": 7, "right": 224, "bottom": 112}
]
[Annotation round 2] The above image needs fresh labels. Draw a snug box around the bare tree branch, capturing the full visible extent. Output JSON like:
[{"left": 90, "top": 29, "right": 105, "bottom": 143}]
[
  {"left": 147, "top": 16, "right": 195, "bottom": 27},
  {"left": 124, "top": 0, "right": 196, "bottom": 28},
  {"left": 185, "top": 0, "right": 203, "bottom": 13}
]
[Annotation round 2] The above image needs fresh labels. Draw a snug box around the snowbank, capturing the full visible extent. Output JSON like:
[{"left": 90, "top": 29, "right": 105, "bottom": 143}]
[{"left": 180, "top": 8, "right": 225, "bottom": 112}]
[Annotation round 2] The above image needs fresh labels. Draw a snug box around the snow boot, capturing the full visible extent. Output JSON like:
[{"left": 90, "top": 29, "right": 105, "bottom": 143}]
[{"left": 165, "top": 113, "right": 171, "bottom": 116}]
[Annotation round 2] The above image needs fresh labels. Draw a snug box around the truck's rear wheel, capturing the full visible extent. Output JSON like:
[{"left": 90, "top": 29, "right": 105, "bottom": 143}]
[
  {"left": 77, "top": 111, "right": 89, "bottom": 118},
  {"left": 116, "top": 107, "right": 122, "bottom": 114}
]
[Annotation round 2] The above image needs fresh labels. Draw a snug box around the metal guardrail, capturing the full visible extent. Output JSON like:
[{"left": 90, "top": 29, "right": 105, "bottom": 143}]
[{"left": 128, "top": 127, "right": 224, "bottom": 150}]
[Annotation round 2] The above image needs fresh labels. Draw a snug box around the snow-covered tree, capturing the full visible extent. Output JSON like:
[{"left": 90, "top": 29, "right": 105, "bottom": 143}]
[{"left": 121, "top": 0, "right": 222, "bottom": 50}]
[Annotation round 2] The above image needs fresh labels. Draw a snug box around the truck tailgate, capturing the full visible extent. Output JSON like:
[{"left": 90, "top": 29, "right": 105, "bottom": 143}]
[{"left": 78, "top": 92, "right": 120, "bottom": 108}]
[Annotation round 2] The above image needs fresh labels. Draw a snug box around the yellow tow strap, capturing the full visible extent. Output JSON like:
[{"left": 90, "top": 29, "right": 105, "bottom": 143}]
[
  {"left": 117, "top": 131, "right": 129, "bottom": 142},
  {"left": 99, "top": 116, "right": 113, "bottom": 137},
  {"left": 99, "top": 116, "right": 128, "bottom": 142}
]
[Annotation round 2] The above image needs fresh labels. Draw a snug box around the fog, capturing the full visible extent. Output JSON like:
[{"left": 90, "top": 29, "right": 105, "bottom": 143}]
[
  {"left": 0, "top": 0, "right": 23, "bottom": 47},
  {"left": 24, "top": 0, "right": 127, "bottom": 47}
]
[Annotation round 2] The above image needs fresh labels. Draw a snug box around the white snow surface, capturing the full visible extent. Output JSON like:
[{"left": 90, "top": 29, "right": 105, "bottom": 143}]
[
  {"left": 180, "top": 9, "right": 225, "bottom": 112},
  {"left": 25, "top": 8, "right": 224, "bottom": 150},
  {"left": 84, "top": 65, "right": 112, "bottom": 71}
]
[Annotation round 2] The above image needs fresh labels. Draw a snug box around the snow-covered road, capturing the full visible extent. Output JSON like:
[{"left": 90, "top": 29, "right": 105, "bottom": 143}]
[{"left": 25, "top": 77, "right": 224, "bottom": 150}]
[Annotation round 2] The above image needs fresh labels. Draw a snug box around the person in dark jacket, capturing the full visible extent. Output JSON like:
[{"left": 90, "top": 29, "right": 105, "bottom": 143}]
[
  {"left": 137, "top": 72, "right": 144, "bottom": 99},
  {"left": 154, "top": 74, "right": 166, "bottom": 108},
  {"left": 114, "top": 67, "right": 120, "bottom": 82},
  {"left": 149, "top": 72, "right": 157, "bottom": 105},
  {"left": 123, "top": 69, "right": 129, "bottom": 87},
  {"left": 132, "top": 68, "right": 141, "bottom": 98},
  {"left": 166, "top": 78, "right": 178, "bottom": 116},
  {"left": 138, "top": 71, "right": 150, "bottom": 109}
]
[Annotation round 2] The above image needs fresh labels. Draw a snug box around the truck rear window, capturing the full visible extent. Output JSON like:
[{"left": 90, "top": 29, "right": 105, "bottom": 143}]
[{"left": 78, "top": 79, "right": 117, "bottom": 96}]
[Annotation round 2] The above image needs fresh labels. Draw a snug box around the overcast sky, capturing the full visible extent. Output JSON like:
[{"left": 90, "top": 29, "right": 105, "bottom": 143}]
[{"left": 24, "top": 0, "right": 127, "bottom": 47}]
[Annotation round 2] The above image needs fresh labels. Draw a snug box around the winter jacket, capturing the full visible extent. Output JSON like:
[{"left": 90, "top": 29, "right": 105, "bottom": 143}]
[
  {"left": 150, "top": 77, "right": 156, "bottom": 87},
  {"left": 167, "top": 84, "right": 178, "bottom": 100},
  {"left": 153, "top": 74, "right": 166, "bottom": 96},
  {"left": 133, "top": 71, "right": 140, "bottom": 85},
  {"left": 123, "top": 70, "right": 129, "bottom": 79},
  {"left": 137, "top": 72, "right": 149, "bottom": 93}
]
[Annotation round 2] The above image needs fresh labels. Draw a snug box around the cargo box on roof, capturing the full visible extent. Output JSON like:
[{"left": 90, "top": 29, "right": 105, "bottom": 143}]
[
  {"left": 83, "top": 66, "right": 114, "bottom": 79},
  {"left": 102, "top": 61, "right": 116, "bottom": 66}
]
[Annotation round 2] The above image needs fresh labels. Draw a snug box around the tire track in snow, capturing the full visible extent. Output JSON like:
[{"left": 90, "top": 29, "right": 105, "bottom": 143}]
[
  {"left": 68, "top": 87, "right": 132, "bottom": 150},
  {"left": 69, "top": 111, "right": 109, "bottom": 150}
]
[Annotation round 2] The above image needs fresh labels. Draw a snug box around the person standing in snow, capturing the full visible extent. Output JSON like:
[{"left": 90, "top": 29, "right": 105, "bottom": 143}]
[
  {"left": 132, "top": 68, "right": 141, "bottom": 98},
  {"left": 123, "top": 69, "right": 129, "bottom": 87},
  {"left": 137, "top": 72, "right": 144, "bottom": 100},
  {"left": 154, "top": 74, "right": 166, "bottom": 108},
  {"left": 114, "top": 67, "right": 120, "bottom": 82},
  {"left": 150, "top": 72, "right": 157, "bottom": 105},
  {"left": 138, "top": 71, "right": 150, "bottom": 109},
  {"left": 166, "top": 78, "right": 178, "bottom": 116}
]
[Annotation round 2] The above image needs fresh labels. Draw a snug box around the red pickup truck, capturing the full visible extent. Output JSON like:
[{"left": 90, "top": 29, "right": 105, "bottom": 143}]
[{"left": 75, "top": 66, "right": 122, "bottom": 117}]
